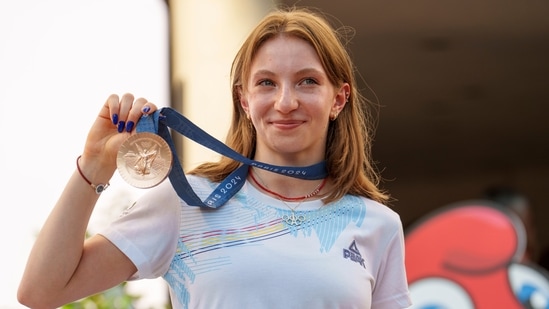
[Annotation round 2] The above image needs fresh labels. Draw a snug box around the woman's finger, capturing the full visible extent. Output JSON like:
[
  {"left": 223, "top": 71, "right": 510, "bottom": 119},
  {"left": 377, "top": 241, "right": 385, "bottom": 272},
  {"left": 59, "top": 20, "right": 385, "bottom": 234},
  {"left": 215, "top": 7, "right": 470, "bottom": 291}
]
[
  {"left": 124, "top": 98, "right": 158, "bottom": 132},
  {"left": 116, "top": 93, "right": 135, "bottom": 132},
  {"left": 105, "top": 94, "right": 121, "bottom": 125}
]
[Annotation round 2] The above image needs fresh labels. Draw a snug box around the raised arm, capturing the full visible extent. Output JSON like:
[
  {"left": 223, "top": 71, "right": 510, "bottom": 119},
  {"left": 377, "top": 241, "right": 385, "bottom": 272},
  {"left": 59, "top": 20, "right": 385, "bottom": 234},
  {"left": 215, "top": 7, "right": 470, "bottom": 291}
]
[{"left": 18, "top": 93, "right": 157, "bottom": 309}]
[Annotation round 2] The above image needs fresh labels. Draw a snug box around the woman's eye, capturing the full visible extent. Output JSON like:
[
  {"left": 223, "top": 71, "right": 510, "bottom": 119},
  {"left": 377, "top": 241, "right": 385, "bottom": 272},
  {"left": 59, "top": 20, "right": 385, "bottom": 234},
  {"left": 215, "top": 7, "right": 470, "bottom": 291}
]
[
  {"left": 258, "top": 79, "right": 275, "bottom": 86},
  {"left": 301, "top": 78, "right": 318, "bottom": 85}
]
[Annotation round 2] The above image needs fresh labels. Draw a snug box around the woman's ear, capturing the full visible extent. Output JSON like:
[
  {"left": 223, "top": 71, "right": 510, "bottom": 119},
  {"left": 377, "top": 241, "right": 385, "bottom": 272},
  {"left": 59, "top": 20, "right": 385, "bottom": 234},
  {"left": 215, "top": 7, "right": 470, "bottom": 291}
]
[
  {"left": 237, "top": 86, "right": 249, "bottom": 115},
  {"left": 331, "top": 83, "right": 350, "bottom": 117}
]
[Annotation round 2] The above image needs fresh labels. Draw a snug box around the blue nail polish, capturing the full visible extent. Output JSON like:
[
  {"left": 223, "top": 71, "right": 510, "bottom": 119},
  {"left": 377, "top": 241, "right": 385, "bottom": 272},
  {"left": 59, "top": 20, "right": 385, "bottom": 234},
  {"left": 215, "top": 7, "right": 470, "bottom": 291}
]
[
  {"left": 112, "top": 114, "right": 119, "bottom": 125},
  {"left": 117, "top": 121, "right": 125, "bottom": 133},
  {"left": 142, "top": 106, "right": 151, "bottom": 113},
  {"left": 126, "top": 121, "right": 134, "bottom": 132}
]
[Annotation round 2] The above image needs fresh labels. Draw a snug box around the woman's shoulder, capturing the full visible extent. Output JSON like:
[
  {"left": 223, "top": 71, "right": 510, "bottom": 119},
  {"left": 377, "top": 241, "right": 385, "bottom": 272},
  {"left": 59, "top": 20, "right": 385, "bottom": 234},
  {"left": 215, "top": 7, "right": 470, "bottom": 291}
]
[
  {"left": 350, "top": 195, "right": 404, "bottom": 226},
  {"left": 186, "top": 174, "right": 216, "bottom": 186},
  {"left": 148, "top": 174, "right": 213, "bottom": 196},
  {"left": 151, "top": 174, "right": 220, "bottom": 206}
]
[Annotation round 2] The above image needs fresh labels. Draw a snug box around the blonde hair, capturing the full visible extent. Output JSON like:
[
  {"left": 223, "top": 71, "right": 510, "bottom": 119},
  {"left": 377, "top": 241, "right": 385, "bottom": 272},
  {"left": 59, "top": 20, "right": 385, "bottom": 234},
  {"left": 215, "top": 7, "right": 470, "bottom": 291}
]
[{"left": 189, "top": 7, "right": 388, "bottom": 204}]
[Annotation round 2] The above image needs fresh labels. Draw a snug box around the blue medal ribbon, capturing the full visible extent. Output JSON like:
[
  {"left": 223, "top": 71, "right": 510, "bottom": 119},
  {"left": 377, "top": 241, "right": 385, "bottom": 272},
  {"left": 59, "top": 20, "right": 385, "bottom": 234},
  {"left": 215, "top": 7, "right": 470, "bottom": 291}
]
[{"left": 136, "top": 107, "right": 327, "bottom": 208}]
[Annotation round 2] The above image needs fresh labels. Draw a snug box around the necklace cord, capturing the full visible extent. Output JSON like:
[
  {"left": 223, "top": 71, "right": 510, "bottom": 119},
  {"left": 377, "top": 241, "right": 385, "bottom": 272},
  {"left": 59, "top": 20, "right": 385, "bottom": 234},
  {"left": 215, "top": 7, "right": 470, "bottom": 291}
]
[
  {"left": 249, "top": 168, "right": 328, "bottom": 226},
  {"left": 249, "top": 168, "right": 327, "bottom": 201}
]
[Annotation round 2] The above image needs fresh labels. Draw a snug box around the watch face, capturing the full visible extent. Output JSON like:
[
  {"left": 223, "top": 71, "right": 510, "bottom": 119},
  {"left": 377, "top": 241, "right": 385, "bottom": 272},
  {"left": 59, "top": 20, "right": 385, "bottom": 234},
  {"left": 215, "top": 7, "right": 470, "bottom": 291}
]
[
  {"left": 117, "top": 132, "right": 173, "bottom": 189},
  {"left": 95, "top": 184, "right": 107, "bottom": 194}
]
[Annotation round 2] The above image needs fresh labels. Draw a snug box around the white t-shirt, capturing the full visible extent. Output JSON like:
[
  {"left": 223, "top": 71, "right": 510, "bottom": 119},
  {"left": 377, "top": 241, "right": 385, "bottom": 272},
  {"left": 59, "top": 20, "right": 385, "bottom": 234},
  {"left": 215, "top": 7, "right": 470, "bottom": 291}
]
[{"left": 100, "top": 176, "right": 412, "bottom": 309}]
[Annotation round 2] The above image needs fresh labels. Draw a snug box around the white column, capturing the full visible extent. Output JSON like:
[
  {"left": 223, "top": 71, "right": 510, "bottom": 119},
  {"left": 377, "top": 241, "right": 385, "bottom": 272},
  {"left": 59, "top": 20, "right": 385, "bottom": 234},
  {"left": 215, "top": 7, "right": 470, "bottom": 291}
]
[{"left": 170, "top": 0, "right": 276, "bottom": 169}]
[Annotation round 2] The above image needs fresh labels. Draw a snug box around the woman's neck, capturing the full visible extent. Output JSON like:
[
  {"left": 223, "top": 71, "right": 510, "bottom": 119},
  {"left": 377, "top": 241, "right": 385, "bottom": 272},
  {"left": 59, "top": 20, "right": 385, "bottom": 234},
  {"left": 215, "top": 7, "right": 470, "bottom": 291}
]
[{"left": 249, "top": 167, "right": 327, "bottom": 200}]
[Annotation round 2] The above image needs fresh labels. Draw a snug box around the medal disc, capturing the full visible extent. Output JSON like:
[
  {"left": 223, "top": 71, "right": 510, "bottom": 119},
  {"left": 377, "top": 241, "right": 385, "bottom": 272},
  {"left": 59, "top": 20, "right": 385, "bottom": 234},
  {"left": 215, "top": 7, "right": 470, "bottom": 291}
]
[{"left": 117, "top": 132, "right": 173, "bottom": 188}]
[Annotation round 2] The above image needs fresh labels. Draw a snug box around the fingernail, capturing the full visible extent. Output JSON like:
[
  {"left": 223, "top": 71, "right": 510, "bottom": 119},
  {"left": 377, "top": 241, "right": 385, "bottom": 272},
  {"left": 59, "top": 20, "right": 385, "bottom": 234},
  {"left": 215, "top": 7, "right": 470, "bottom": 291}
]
[
  {"left": 117, "top": 121, "right": 125, "bottom": 133},
  {"left": 142, "top": 106, "right": 151, "bottom": 113},
  {"left": 126, "top": 121, "right": 134, "bottom": 132},
  {"left": 112, "top": 114, "right": 119, "bottom": 125}
]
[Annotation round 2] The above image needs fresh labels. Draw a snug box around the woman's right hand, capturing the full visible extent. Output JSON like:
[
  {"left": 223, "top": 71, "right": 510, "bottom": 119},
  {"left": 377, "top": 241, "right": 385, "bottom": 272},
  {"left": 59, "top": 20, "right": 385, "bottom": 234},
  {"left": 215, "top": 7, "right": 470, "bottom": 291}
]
[{"left": 78, "top": 93, "right": 158, "bottom": 185}]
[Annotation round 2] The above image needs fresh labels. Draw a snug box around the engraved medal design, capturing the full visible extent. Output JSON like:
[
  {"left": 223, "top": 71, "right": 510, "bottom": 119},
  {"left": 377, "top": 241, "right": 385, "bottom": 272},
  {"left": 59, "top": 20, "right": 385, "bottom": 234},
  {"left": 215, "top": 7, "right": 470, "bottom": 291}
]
[{"left": 117, "top": 132, "right": 173, "bottom": 188}]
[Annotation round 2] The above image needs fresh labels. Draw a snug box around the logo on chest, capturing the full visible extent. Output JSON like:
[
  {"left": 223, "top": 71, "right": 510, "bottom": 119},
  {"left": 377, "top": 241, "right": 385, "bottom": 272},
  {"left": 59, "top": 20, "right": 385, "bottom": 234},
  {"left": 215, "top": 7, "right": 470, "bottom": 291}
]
[{"left": 343, "top": 240, "right": 365, "bottom": 268}]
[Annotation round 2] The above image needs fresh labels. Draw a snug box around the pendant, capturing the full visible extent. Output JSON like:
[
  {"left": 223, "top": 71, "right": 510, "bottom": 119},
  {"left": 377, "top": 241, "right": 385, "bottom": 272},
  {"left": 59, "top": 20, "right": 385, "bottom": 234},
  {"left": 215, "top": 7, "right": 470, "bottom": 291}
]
[
  {"left": 282, "top": 212, "right": 306, "bottom": 226},
  {"left": 117, "top": 132, "right": 173, "bottom": 188}
]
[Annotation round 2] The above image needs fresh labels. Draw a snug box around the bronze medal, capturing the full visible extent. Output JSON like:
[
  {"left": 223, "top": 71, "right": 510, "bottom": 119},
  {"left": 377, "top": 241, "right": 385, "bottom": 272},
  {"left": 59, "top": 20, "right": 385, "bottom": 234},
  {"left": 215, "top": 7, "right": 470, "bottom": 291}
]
[{"left": 117, "top": 132, "right": 173, "bottom": 188}]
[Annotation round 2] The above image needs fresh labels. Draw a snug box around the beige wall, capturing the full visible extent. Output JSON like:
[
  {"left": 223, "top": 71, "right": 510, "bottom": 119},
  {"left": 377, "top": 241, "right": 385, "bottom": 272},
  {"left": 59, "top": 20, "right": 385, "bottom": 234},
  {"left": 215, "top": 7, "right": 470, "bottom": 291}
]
[{"left": 169, "top": 0, "right": 276, "bottom": 169}]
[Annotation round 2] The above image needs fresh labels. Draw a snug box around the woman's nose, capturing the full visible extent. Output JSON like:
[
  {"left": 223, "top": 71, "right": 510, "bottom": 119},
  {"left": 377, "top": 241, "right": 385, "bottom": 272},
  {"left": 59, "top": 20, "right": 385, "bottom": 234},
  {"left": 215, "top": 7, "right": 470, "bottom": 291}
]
[{"left": 274, "top": 86, "right": 299, "bottom": 114}]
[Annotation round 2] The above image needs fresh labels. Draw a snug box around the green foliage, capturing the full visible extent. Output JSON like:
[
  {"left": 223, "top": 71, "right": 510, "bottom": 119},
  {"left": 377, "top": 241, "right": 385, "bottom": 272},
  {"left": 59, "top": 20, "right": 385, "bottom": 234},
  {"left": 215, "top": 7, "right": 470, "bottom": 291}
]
[{"left": 61, "top": 282, "right": 139, "bottom": 309}]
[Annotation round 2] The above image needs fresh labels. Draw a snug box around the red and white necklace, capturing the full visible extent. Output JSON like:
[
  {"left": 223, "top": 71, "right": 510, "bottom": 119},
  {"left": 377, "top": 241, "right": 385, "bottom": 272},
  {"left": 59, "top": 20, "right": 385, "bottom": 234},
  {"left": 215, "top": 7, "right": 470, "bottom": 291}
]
[{"left": 249, "top": 168, "right": 327, "bottom": 226}]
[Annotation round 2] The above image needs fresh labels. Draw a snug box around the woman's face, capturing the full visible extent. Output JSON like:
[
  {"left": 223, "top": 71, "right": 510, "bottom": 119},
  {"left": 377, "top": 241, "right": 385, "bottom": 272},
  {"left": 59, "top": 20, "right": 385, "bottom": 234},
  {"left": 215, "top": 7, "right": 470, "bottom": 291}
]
[{"left": 240, "top": 35, "right": 348, "bottom": 165}]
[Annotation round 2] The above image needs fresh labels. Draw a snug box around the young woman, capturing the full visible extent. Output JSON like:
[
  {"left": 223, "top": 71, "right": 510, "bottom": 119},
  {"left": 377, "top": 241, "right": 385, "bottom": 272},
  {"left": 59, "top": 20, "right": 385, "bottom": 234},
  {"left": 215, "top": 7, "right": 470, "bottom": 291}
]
[{"left": 18, "top": 7, "right": 411, "bottom": 309}]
